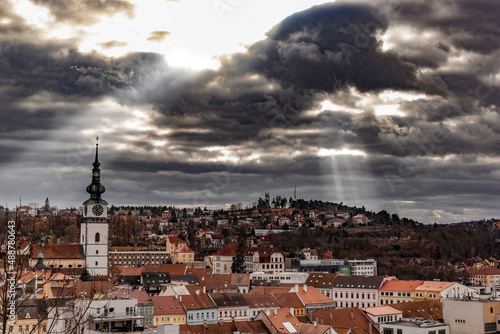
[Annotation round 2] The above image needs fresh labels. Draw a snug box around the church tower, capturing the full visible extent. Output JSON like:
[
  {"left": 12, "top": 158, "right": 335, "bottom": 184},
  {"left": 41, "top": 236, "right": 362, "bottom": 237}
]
[{"left": 80, "top": 138, "right": 109, "bottom": 276}]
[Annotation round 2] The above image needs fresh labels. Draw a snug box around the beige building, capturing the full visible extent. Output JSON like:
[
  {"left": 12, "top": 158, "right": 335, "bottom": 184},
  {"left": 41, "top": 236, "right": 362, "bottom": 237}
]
[
  {"left": 413, "top": 281, "right": 476, "bottom": 301},
  {"left": 109, "top": 247, "right": 170, "bottom": 267},
  {"left": 443, "top": 299, "right": 500, "bottom": 334},
  {"left": 166, "top": 236, "right": 187, "bottom": 253}
]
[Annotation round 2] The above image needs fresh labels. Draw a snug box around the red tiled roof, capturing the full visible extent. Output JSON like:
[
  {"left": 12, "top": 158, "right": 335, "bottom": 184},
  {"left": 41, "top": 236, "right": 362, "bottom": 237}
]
[
  {"left": 109, "top": 287, "right": 152, "bottom": 304},
  {"left": 168, "top": 236, "right": 187, "bottom": 244},
  {"left": 380, "top": 280, "right": 423, "bottom": 291},
  {"left": 243, "top": 294, "right": 279, "bottom": 308},
  {"left": 213, "top": 242, "right": 239, "bottom": 256},
  {"left": 151, "top": 296, "right": 186, "bottom": 316},
  {"left": 475, "top": 267, "right": 500, "bottom": 275},
  {"left": 175, "top": 245, "right": 194, "bottom": 253},
  {"left": 390, "top": 301, "right": 442, "bottom": 320},
  {"left": 272, "top": 293, "right": 304, "bottom": 308},
  {"left": 295, "top": 286, "right": 334, "bottom": 306},
  {"left": 142, "top": 264, "right": 187, "bottom": 275},
  {"left": 309, "top": 308, "right": 379, "bottom": 334},
  {"left": 31, "top": 244, "right": 84, "bottom": 259},
  {"left": 181, "top": 292, "right": 216, "bottom": 310}
]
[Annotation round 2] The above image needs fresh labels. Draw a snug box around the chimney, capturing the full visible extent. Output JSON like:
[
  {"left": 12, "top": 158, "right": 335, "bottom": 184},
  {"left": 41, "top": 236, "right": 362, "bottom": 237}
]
[
  {"left": 350, "top": 310, "right": 353, "bottom": 320},
  {"left": 202, "top": 276, "right": 205, "bottom": 281},
  {"left": 294, "top": 284, "right": 298, "bottom": 292},
  {"left": 179, "top": 295, "right": 182, "bottom": 302},
  {"left": 196, "top": 290, "right": 200, "bottom": 295},
  {"left": 330, "top": 313, "right": 332, "bottom": 320},
  {"left": 314, "top": 321, "right": 317, "bottom": 328},
  {"left": 290, "top": 307, "right": 294, "bottom": 316},
  {"left": 266, "top": 309, "right": 270, "bottom": 317},
  {"left": 303, "top": 284, "right": 307, "bottom": 293},
  {"left": 203, "top": 286, "right": 206, "bottom": 293}
]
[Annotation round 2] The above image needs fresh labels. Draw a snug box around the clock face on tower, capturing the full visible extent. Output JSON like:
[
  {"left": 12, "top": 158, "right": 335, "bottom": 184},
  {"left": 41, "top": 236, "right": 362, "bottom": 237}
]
[{"left": 92, "top": 205, "right": 104, "bottom": 216}]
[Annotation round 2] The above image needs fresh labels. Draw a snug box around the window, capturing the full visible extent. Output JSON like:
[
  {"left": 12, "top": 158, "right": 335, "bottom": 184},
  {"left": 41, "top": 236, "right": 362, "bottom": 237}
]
[
  {"left": 96, "top": 250, "right": 99, "bottom": 254},
  {"left": 428, "top": 331, "right": 436, "bottom": 334},
  {"left": 438, "top": 330, "right": 446, "bottom": 334},
  {"left": 383, "top": 329, "right": 393, "bottom": 334},
  {"left": 485, "top": 323, "right": 496, "bottom": 332},
  {"left": 397, "top": 330, "right": 402, "bottom": 334},
  {"left": 95, "top": 232, "right": 100, "bottom": 242}
]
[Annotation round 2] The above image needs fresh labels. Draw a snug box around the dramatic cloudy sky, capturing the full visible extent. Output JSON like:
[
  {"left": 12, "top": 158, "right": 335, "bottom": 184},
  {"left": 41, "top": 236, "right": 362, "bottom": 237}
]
[{"left": 1, "top": 0, "right": 499, "bottom": 223}]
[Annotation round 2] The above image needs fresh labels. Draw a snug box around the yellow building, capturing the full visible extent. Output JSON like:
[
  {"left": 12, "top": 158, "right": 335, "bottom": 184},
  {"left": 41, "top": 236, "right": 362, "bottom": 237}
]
[
  {"left": 413, "top": 281, "right": 475, "bottom": 301},
  {"left": 151, "top": 296, "right": 186, "bottom": 326},
  {"left": 166, "top": 236, "right": 187, "bottom": 253},
  {"left": 379, "top": 280, "right": 423, "bottom": 305},
  {"left": 474, "top": 267, "right": 500, "bottom": 287},
  {"left": 11, "top": 305, "right": 48, "bottom": 334},
  {"left": 171, "top": 245, "right": 195, "bottom": 263}
]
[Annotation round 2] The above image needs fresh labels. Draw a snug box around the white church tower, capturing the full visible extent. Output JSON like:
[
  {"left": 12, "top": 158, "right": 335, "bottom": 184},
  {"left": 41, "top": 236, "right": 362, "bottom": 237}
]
[{"left": 80, "top": 138, "right": 109, "bottom": 276}]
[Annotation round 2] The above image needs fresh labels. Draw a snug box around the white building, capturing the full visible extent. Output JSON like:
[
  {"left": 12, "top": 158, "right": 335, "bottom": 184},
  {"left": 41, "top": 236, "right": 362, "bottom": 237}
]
[
  {"left": 380, "top": 319, "right": 449, "bottom": 334},
  {"left": 249, "top": 272, "right": 310, "bottom": 284},
  {"left": 80, "top": 141, "right": 109, "bottom": 276},
  {"left": 348, "top": 259, "right": 377, "bottom": 276}
]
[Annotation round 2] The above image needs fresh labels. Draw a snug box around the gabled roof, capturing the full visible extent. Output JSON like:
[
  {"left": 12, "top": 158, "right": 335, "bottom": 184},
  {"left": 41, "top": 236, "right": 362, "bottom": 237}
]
[
  {"left": 259, "top": 308, "right": 301, "bottom": 334},
  {"left": 380, "top": 280, "right": 423, "bottom": 291},
  {"left": 175, "top": 245, "right": 194, "bottom": 254},
  {"left": 200, "top": 274, "right": 235, "bottom": 291},
  {"left": 298, "top": 323, "right": 331, "bottom": 334},
  {"left": 115, "top": 266, "right": 143, "bottom": 276},
  {"left": 390, "top": 301, "right": 443, "bottom": 320},
  {"left": 181, "top": 292, "right": 217, "bottom": 310},
  {"left": 109, "top": 287, "right": 152, "bottom": 304},
  {"left": 230, "top": 273, "right": 250, "bottom": 286},
  {"left": 272, "top": 293, "right": 304, "bottom": 308},
  {"left": 306, "top": 273, "right": 338, "bottom": 289},
  {"left": 168, "top": 236, "right": 187, "bottom": 244},
  {"left": 332, "top": 276, "right": 385, "bottom": 290},
  {"left": 180, "top": 320, "right": 270, "bottom": 334},
  {"left": 309, "top": 308, "right": 379, "bottom": 334},
  {"left": 75, "top": 281, "right": 115, "bottom": 298},
  {"left": 209, "top": 293, "right": 248, "bottom": 308},
  {"left": 249, "top": 286, "right": 293, "bottom": 295},
  {"left": 142, "top": 264, "right": 187, "bottom": 275},
  {"left": 243, "top": 294, "right": 279, "bottom": 308},
  {"left": 151, "top": 296, "right": 186, "bottom": 316},
  {"left": 294, "top": 286, "right": 334, "bottom": 306},
  {"left": 475, "top": 267, "right": 500, "bottom": 276},
  {"left": 213, "top": 242, "right": 239, "bottom": 257},
  {"left": 414, "top": 281, "right": 456, "bottom": 292}
]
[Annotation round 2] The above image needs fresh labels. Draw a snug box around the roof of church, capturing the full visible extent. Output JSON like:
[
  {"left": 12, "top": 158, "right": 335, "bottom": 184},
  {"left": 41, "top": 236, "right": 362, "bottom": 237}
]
[{"left": 31, "top": 244, "right": 85, "bottom": 260}]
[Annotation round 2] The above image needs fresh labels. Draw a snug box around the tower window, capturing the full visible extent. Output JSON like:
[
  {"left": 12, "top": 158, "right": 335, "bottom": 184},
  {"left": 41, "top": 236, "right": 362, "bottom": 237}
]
[
  {"left": 95, "top": 233, "right": 100, "bottom": 242},
  {"left": 96, "top": 250, "right": 99, "bottom": 254},
  {"left": 95, "top": 261, "right": 98, "bottom": 266}
]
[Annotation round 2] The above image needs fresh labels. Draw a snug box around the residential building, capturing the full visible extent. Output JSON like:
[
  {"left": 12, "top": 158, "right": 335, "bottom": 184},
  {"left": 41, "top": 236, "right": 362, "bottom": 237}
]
[
  {"left": 362, "top": 305, "right": 403, "bottom": 324},
  {"left": 181, "top": 289, "right": 218, "bottom": 326},
  {"left": 151, "top": 296, "right": 187, "bottom": 326},
  {"left": 347, "top": 259, "right": 378, "bottom": 276},
  {"left": 74, "top": 298, "right": 144, "bottom": 333},
  {"left": 301, "top": 248, "right": 318, "bottom": 260},
  {"left": 212, "top": 243, "right": 238, "bottom": 274},
  {"left": 413, "top": 281, "right": 477, "bottom": 301},
  {"left": 332, "top": 275, "right": 389, "bottom": 308},
  {"left": 171, "top": 245, "right": 195, "bottom": 263},
  {"left": 255, "top": 308, "right": 312, "bottom": 334},
  {"left": 379, "top": 280, "right": 423, "bottom": 305},
  {"left": 474, "top": 267, "right": 500, "bottom": 287},
  {"left": 352, "top": 214, "right": 370, "bottom": 226},
  {"left": 109, "top": 287, "right": 155, "bottom": 328},
  {"left": 166, "top": 236, "right": 187, "bottom": 253},
  {"left": 210, "top": 293, "right": 250, "bottom": 322},
  {"left": 272, "top": 292, "right": 307, "bottom": 317},
  {"left": 443, "top": 299, "right": 500, "bottom": 334},
  {"left": 294, "top": 285, "right": 336, "bottom": 314},
  {"left": 243, "top": 294, "right": 280, "bottom": 319},
  {"left": 109, "top": 247, "right": 170, "bottom": 267},
  {"left": 306, "top": 272, "right": 338, "bottom": 299},
  {"left": 244, "top": 247, "right": 285, "bottom": 273},
  {"left": 308, "top": 308, "right": 379, "bottom": 334}
]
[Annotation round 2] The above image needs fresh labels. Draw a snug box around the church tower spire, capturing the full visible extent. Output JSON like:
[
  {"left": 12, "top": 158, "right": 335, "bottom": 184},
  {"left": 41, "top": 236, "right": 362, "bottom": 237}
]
[
  {"left": 86, "top": 137, "right": 106, "bottom": 203},
  {"left": 80, "top": 137, "right": 109, "bottom": 276}
]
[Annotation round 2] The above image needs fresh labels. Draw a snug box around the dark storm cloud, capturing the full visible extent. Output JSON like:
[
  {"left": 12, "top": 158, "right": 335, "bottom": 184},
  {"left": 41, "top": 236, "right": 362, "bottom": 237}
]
[{"left": 29, "top": 0, "right": 134, "bottom": 25}]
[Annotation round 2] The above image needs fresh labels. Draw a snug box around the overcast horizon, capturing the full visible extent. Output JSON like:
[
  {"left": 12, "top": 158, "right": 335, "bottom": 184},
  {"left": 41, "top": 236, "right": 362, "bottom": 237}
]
[{"left": 1, "top": 0, "right": 500, "bottom": 224}]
